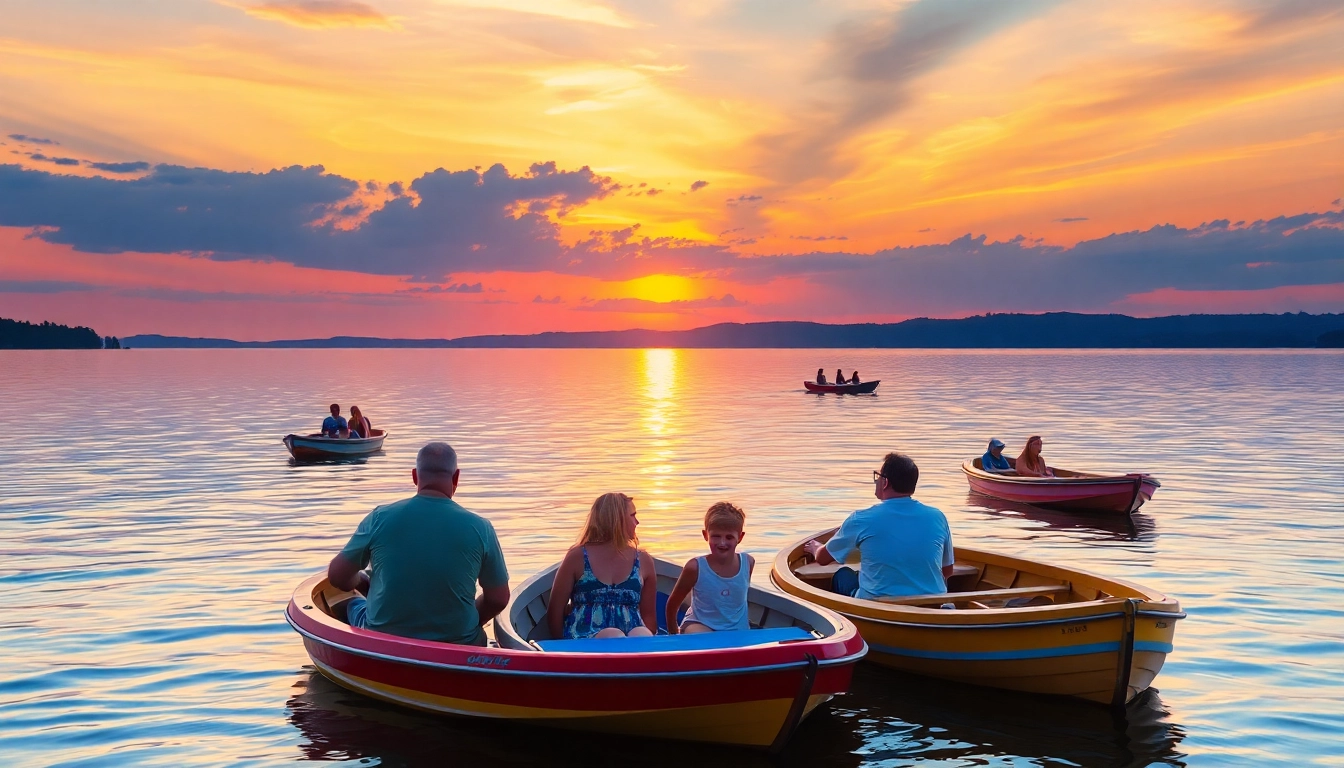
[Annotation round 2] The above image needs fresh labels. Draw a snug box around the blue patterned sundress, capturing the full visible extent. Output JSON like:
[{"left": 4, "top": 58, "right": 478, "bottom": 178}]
[{"left": 561, "top": 547, "right": 644, "bottom": 639}]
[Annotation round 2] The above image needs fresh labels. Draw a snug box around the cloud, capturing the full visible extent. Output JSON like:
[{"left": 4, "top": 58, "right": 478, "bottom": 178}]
[
  {"left": 726, "top": 194, "right": 763, "bottom": 206},
  {"left": 724, "top": 212, "right": 1344, "bottom": 315},
  {"left": 577, "top": 294, "right": 745, "bottom": 313},
  {"left": 0, "top": 160, "right": 617, "bottom": 278},
  {"left": 8, "top": 134, "right": 59, "bottom": 145},
  {"left": 645, "top": 188, "right": 663, "bottom": 196},
  {"left": 221, "top": 1, "right": 397, "bottom": 29},
  {"left": 401, "top": 282, "right": 485, "bottom": 294},
  {"left": 532, "top": 295, "right": 563, "bottom": 304},
  {"left": 758, "top": 0, "right": 1048, "bottom": 182},
  {"left": 29, "top": 153, "right": 80, "bottom": 166},
  {"left": 87, "top": 161, "right": 152, "bottom": 174},
  {"left": 791, "top": 234, "right": 849, "bottom": 241},
  {"left": 1055, "top": 217, "right": 1088, "bottom": 223},
  {"left": 0, "top": 279, "right": 97, "bottom": 293},
  {"left": 689, "top": 180, "right": 709, "bottom": 192}
]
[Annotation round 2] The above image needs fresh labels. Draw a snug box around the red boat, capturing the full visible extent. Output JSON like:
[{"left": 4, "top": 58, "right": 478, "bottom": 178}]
[
  {"left": 803, "top": 380, "right": 879, "bottom": 394},
  {"left": 286, "top": 558, "right": 865, "bottom": 751},
  {"left": 962, "top": 457, "right": 1160, "bottom": 514}
]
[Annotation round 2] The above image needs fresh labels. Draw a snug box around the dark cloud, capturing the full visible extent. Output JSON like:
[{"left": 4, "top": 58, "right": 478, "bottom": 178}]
[
  {"left": 1056, "top": 217, "right": 1088, "bottom": 223},
  {"left": 30, "top": 153, "right": 80, "bottom": 166},
  {"left": 791, "top": 234, "right": 849, "bottom": 241},
  {"left": 645, "top": 188, "right": 663, "bottom": 196},
  {"left": 532, "top": 295, "right": 563, "bottom": 304},
  {"left": 918, "top": 227, "right": 935, "bottom": 233},
  {"left": 577, "top": 294, "right": 745, "bottom": 313},
  {"left": 8, "top": 134, "right": 59, "bottom": 145},
  {"left": 724, "top": 212, "right": 1344, "bottom": 314},
  {"left": 0, "top": 279, "right": 97, "bottom": 293},
  {"left": 400, "top": 282, "right": 485, "bottom": 294},
  {"left": 0, "top": 160, "right": 616, "bottom": 278},
  {"left": 689, "top": 180, "right": 709, "bottom": 192},
  {"left": 87, "top": 161, "right": 152, "bottom": 174},
  {"left": 727, "top": 194, "right": 763, "bottom": 206}
]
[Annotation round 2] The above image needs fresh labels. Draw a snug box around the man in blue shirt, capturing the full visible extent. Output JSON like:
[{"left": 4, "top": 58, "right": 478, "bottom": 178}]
[
  {"left": 321, "top": 403, "right": 348, "bottom": 437},
  {"left": 328, "top": 442, "right": 511, "bottom": 645},
  {"left": 803, "top": 452, "right": 954, "bottom": 599},
  {"left": 982, "top": 438, "right": 1012, "bottom": 472}
]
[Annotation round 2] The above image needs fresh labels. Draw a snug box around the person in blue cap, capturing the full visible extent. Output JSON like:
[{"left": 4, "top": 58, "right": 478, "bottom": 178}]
[{"left": 982, "top": 438, "right": 1012, "bottom": 473}]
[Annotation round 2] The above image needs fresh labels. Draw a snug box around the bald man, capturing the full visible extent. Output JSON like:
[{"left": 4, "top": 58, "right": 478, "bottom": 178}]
[{"left": 328, "top": 442, "right": 510, "bottom": 645}]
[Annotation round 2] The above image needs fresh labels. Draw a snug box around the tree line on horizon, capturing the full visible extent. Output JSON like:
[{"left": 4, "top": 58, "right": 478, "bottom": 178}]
[{"left": 0, "top": 317, "right": 121, "bottom": 349}]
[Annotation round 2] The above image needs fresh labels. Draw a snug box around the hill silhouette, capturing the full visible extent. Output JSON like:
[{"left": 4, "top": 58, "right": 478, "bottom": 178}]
[{"left": 123, "top": 312, "right": 1344, "bottom": 349}]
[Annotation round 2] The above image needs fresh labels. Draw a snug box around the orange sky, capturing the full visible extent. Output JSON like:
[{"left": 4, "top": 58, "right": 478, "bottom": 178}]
[{"left": 2, "top": 0, "right": 1342, "bottom": 339}]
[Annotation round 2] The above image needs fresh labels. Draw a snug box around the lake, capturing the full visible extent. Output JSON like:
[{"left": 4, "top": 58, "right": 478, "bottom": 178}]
[{"left": 2, "top": 348, "right": 1342, "bottom": 766}]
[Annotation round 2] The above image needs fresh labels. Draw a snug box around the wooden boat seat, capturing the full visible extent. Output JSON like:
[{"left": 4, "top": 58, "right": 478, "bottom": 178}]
[
  {"left": 873, "top": 584, "right": 1071, "bottom": 606},
  {"left": 533, "top": 626, "right": 813, "bottom": 653}
]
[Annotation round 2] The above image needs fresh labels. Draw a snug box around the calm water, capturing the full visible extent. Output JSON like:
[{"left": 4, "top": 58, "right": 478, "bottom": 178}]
[{"left": 3, "top": 349, "right": 1343, "bottom": 767}]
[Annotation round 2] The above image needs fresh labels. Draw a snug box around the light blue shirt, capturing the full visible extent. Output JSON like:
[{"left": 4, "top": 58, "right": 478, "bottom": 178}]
[{"left": 825, "top": 497, "right": 955, "bottom": 599}]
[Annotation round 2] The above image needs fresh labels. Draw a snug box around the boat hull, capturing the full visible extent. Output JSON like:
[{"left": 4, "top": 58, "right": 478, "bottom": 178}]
[
  {"left": 287, "top": 567, "right": 865, "bottom": 749},
  {"left": 771, "top": 531, "right": 1183, "bottom": 706},
  {"left": 283, "top": 430, "right": 386, "bottom": 461},
  {"left": 804, "top": 380, "right": 880, "bottom": 394},
  {"left": 962, "top": 458, "right": 1159, "bottom": 514}
]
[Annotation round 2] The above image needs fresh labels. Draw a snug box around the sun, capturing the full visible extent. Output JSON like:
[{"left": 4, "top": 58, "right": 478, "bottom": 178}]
[{"left": 621, "top": 274, "right": 698, "bottom": 303}]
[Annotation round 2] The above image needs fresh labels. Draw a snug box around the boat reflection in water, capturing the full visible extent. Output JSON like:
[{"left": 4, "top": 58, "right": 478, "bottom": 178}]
[
  {"left": 967, "top": 493, "right": 1159, "bottom": 543},
  {"left": 286, "top": 665, "right": 1185, "bottom": 766}
]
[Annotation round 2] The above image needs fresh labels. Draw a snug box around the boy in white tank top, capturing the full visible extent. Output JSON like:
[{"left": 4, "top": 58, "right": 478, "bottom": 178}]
[{"left": 665, "top": 502, "right": 755, "bottom": 634}]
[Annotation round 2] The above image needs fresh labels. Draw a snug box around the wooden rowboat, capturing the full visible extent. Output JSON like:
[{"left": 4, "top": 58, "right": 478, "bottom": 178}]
[
  {"left": 283, "top": 429, "right": 387, "bottom": 461},
  {"left": 286, "top": 560, "right": 866, "bottom": 751},
  {"left": 962, "top": 457, "right": 1160, "bottom": 514},
  {"left": 803, "top": 380, "right": 880, "bottom": 394},
  {"left": 492, "top": 558, "right": 866, "bottom": 749},
  {"left": 771, "top": 529, "right": 1184, "bottom": 709}
]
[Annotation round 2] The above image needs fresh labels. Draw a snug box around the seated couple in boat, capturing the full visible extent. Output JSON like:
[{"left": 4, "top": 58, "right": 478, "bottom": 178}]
[
  {"left": 321, "top": 403, "right": 374, "bottom": 439},
  {"left": 816, "top": 368, "right": 861, "bottom": 385},
  {"left": 545, "top": 495, "right": 753, "bottom": 640},
  {"left": 981, "top": 436, "right": 1054, "bottom": 477},
  {"left": 803, "top": 451, "right": 956, "bottom": 600}
]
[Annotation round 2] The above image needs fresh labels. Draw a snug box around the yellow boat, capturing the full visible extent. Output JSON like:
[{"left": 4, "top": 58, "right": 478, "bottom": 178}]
[{"left": 771, "top": 529, "right": 1185, "bottom": 708}]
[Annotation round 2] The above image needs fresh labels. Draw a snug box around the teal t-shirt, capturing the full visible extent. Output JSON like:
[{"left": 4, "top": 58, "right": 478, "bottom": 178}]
[
  {"left": 824, "top": 497, "right": 954, "bottom": 599},
  {"left": 339, "top": 494, "right": 508, "bottom": 644}
]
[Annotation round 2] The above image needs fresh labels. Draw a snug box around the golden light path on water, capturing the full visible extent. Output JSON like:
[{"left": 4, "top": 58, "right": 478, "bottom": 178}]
[{"left": 1, "top": 348, "right": 1342, "bottom": 766}]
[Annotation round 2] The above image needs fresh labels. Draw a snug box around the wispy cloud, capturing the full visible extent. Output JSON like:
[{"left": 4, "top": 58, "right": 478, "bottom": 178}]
[{"left": 221, "top": 1, "right": 398, "bottom": 29}]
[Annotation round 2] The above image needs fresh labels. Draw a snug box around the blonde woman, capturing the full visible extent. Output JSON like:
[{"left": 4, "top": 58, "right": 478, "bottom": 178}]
[
  {"left": 347, "top": 405, "right": 372, "bottom": 439},
  {"left": 546, "top": 493, "right": 657, "bottom": 640},
  {"left": 1016, "top": 436, "right": 1055, "bottom": 477}
]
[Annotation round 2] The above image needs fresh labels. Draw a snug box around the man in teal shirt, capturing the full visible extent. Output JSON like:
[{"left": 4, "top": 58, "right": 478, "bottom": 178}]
[{"left": 328, "top": 442, "right": 510, "bottom": 645}]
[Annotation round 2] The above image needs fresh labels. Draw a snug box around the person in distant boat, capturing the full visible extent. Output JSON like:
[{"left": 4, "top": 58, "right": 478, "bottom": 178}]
[
  {"left": 982, "top": 438, "right": 1012, "bottom": 473},
  {"left": 1015, "top": 436, "right": 1054, "bottom": 477},
  {"left": 816, "top": 369, "right": 828, "bottom": 385},
  {"left": 836, "top": 369, "right": 846, "bottom": 386},
  {"left": 327, "top": 442, "right": 510, "bottom": 645},
  {"left": 665, "top": 502, "right": 754, "bottom": 634},
  {"left": 850, "top": 371, "right": 861, "bottom": 385},
  {"left": 347, "top": 406, "right": 372, "bottom": 439},
  {"left": 802, "top": 452, "right": 955, "bottom": 599},
  {"left": 321, "top": 404, "right": 348, "bottom": 438},
  {"left": 547, "top": 492, "right": 657, "bottom": 640}
]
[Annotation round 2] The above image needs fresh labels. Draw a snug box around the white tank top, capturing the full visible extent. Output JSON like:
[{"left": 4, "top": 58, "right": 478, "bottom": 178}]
[{"left": 683, "top": 553, "right": 750, "bottom": 631}]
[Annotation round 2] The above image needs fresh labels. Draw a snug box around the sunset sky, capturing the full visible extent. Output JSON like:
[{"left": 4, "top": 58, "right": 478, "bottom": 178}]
[{"left": 2, "top": 0, "right": 1342, "bottom": 339}]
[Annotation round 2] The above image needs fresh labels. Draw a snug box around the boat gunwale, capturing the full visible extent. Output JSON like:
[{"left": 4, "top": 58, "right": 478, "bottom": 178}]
[
  {"left": 961, "top": 458, "right": 1161, "bottom": 488},
  {"left": 770, "top": 529, "right": 1181, "bottom": 625}
]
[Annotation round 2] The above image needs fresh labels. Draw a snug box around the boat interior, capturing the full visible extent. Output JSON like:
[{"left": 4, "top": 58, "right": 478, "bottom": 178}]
[
  {"left": 787, "top": 541, "right": 1122, "bottom": 610},
  {"left": 500, "top": 561, "right": 835, "bottom": 653},
  {"left": 970, "top": 457, "right": 1093, "bottom": 479},
  {"left": 301, "top": 428, "right": 386, "bottom": 440}
]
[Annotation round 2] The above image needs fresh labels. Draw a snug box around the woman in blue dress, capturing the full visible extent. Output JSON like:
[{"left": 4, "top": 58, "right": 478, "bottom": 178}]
[{"left": 546, "top": 492, "right": 657, "bottom": 640}]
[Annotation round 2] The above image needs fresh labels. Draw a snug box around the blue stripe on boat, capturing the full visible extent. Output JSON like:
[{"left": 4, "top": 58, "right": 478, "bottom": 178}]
[
  {"left": 536, "top": 626, "right": 812, "bottom": 653},
  {"left": 868, "top": 640, "right": 1174, "bottom": 661}
]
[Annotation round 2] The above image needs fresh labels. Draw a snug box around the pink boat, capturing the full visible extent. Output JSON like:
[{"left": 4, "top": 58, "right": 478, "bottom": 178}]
[{"left": 962, "top": 458, "right": 1160, "bottom": 515}]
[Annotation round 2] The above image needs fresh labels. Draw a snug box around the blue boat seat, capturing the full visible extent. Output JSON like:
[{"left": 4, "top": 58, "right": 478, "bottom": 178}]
[{"left": 535, "top": 627, "right": 813, "bottom": 653}]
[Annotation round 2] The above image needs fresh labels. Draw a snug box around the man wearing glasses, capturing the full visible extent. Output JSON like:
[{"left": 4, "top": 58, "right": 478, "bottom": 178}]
[{"left": 803, "top": 452, "right": 955, "bottom": 599}]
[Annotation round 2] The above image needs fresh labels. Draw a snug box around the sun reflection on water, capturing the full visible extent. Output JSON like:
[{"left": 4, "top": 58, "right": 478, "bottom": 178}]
[{"left": 639, "top": 348, "right": 682, "bottom": 546}]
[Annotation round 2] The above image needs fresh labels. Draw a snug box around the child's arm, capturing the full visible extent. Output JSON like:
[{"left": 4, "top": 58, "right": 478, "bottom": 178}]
[
  {"left": 663, "top": 558, "right": 699, "bottom": 635},
  {"left": 746, "top": 553, "right": 756, "bottom": 580}
]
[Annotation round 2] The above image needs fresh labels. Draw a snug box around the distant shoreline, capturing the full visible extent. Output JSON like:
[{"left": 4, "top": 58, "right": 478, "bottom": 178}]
[{"left": 117, "top": 312, "right": 1344, "bottom": 350}]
